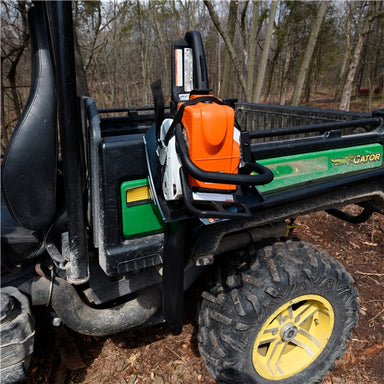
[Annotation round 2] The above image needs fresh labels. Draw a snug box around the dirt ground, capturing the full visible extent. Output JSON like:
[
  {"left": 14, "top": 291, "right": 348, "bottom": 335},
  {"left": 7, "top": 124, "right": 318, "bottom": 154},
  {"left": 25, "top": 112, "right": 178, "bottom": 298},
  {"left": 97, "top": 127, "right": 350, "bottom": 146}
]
[{"left": 21, "top": 207, "right": 384, "bottom": 384}]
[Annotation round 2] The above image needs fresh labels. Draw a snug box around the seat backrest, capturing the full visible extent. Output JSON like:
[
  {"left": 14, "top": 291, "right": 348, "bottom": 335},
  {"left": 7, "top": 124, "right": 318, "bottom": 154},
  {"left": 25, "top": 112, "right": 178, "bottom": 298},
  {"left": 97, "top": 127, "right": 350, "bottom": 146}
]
[{"left": 2, "top": 3, "right": 57, "bottom": 231}]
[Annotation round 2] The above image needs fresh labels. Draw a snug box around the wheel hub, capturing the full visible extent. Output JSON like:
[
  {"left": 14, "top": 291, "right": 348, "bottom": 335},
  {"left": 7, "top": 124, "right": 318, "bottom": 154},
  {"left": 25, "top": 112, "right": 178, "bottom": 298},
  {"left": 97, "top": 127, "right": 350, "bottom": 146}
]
[
  {"left": 252, "top": 294, "right": 335, "bottom": 380},
  {"left": 280, "top": 323, "right": 298, "bottom": 342}
]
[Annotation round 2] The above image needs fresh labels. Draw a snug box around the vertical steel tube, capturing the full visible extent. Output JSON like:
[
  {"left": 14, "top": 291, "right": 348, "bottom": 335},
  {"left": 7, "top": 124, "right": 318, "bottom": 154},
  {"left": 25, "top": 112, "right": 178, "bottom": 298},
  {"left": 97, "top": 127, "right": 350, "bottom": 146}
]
[
  {"left": 163, "top": 222, "right": 186, "bottom": 335},
  {"left": 44, "top": 1, "right": 89, "bottom": 283}
]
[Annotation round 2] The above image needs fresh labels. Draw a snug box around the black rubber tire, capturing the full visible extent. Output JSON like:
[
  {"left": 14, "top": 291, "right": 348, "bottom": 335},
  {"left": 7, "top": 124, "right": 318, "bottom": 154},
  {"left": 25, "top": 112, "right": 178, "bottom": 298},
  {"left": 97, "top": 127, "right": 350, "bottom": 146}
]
[{"left": 198, "top": 240, "right": 359, "bottom": 384}]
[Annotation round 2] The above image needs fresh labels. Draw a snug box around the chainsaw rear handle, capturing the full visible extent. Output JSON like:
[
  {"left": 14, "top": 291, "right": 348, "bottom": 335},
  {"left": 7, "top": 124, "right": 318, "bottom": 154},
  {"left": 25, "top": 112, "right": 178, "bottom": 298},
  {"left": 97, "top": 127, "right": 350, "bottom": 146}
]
[{"left": 175, "top": 125, "right": 274, "bottom": 186}]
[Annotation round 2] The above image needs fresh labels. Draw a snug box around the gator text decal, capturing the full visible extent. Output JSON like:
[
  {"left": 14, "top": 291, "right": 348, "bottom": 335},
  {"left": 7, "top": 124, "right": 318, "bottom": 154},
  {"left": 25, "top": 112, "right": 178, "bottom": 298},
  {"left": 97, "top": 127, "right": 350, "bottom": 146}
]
[{"left": 331, "top": 153, "right": 381, "bottom": 167}]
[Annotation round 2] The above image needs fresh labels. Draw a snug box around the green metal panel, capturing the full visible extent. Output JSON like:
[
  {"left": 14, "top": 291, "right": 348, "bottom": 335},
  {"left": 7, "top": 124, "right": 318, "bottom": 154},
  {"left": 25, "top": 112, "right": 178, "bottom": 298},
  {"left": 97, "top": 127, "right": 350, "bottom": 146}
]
[
  {"left": 121, "top": 179, "right": 164, "bottom": 238},
  {"left": 258, "top": 144, "right": 383, "bottom": 194}
]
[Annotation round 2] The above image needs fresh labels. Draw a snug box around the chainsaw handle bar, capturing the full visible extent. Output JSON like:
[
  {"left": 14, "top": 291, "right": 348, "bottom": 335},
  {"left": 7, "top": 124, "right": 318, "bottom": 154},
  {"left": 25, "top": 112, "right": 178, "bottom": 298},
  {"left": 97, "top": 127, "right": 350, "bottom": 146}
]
[{"left": 175, "top": 125, "right": 274, "bottom": 186}]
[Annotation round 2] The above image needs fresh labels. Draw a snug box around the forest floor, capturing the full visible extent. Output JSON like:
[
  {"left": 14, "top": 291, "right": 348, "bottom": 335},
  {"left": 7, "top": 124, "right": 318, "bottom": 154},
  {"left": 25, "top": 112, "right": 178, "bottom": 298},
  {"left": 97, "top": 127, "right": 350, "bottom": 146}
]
[{"left": 21, "top": 96, "right": 384, "bottom": 384}]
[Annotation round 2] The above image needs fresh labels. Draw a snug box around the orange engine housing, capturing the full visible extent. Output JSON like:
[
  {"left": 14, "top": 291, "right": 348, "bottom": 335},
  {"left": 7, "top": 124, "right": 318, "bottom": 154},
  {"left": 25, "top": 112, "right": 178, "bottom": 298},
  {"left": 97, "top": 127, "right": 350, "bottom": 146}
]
[{"left": 181, "top": 98, "right": 240, "bottom": 190}]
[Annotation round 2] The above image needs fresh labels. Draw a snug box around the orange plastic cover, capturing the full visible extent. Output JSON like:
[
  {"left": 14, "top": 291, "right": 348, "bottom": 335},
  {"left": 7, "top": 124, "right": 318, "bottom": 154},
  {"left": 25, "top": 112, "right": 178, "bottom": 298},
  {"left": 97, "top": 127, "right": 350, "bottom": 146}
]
[{"left": 181, "top": 100, "right": 240, "bottom": 190}]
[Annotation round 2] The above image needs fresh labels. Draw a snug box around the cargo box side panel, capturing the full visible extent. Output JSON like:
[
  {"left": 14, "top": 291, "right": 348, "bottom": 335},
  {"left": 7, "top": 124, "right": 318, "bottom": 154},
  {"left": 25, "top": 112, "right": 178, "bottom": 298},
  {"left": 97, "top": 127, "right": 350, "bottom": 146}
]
[
  {"left": 258, "top": 144, "right": 383, "bottom": 194},
  {"left": 99, "top": 134, "right": 164, "bottom": 276}
]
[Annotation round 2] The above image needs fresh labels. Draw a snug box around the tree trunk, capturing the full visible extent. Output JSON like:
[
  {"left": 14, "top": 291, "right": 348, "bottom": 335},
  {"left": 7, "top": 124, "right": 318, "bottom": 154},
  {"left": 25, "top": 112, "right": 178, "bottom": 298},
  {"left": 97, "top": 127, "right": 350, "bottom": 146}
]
[
  {"left": 291, "top": 1, "right": 328, "bottom": 106},
  {"left": 303, "top": 55, "right": 315, "bottom": 104},
  {"left": 279, "top": 36, "right": 292, "bottom": 105},
  {"left": 1, "top": 79, "right": 9, "bottom": 153},
  {"left": 246, "top": 1, "right": 259, "bottom": 101},
  {"left": 363, "top": 11, "right": 383, "bottom": 112},
  {"left": 252, "top": 0, "right": 278, "bottom": 103},
  {"left": 333, "top": 3, "right": 355, "bottom": 108},
  {"left": 265, "top": 45, "right": 280, "bottom": 103},
  {"left": 240, "top": 1, "right": 250, "bottom": 59},
  {"left": 339, "top": 3, "right": 374, "bottom": 111},
  {"left": 204, "top": 0, "right": 247, "bottom": 97},
  {"left": 74, "top": 28, "right": 90, "bottom": 96},
  {"left": 221, "top": 1, "right": 238, "bottom": 98}
]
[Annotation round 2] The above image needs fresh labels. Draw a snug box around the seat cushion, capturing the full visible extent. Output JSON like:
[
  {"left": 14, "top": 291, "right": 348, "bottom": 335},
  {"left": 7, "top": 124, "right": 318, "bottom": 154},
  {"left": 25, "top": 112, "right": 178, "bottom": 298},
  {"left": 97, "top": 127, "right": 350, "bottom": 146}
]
[{"left": 1, "top": 193, "right": 41, "bottom": 269}]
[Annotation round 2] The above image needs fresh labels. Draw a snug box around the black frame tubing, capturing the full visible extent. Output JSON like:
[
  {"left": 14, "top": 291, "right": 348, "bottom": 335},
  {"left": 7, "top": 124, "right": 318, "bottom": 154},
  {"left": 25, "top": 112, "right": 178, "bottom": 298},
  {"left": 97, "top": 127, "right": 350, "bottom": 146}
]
[
  {"left": 44, "top": 1, "right": 89, "bottom": 283},
  {"left": 251, "top": 129, "right": 384, "bottom": 160},
  {"left": 248, "top": 117, "right": 382, "bottom": 139}
]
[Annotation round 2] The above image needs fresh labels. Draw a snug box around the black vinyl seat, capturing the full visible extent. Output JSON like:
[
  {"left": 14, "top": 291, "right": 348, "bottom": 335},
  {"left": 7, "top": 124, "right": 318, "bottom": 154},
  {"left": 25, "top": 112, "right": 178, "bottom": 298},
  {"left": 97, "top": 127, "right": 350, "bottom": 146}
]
[
  {"left": 1, "top": 192, "right": 41, "bottom": 272},
  {"left": 1, "top": 2, "right": 57, "bottom": 233}
]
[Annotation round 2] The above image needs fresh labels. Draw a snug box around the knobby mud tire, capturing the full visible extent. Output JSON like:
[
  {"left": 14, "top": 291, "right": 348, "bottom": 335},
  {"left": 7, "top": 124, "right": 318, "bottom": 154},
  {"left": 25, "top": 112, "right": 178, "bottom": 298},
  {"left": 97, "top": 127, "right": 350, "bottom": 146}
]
[{"left": 198, "top": 240, "right": 359, "bottom": 384}]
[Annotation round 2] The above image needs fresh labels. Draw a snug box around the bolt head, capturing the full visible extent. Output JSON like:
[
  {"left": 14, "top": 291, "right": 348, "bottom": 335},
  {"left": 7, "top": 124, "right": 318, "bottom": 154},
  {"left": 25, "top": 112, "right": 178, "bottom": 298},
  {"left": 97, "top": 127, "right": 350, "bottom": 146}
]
[
  {"left": 280, "top": 323, "right": 298, "bottom": 342},
  {"left": 52, "top": 317, "right": 62, "bottom": 327}
]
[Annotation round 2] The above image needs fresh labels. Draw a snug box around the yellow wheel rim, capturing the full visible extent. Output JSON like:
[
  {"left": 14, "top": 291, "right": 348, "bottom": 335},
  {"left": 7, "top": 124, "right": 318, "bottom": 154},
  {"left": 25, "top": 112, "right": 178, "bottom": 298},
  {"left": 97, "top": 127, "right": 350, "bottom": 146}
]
[{"left": 252, "top": 294, "right": 334, "bottom": 380}]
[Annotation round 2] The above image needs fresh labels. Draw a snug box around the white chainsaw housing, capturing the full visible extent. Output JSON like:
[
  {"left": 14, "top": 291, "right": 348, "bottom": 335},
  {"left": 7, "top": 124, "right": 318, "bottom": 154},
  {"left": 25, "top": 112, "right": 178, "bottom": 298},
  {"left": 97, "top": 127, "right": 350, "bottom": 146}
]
[{"left": 160, "top": 119, "right": 183, "bottom": 201}]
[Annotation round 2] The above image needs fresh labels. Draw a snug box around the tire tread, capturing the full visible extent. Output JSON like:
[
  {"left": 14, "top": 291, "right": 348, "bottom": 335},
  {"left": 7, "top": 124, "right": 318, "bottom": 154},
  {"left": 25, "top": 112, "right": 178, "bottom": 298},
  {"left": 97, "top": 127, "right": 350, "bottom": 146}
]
[{"left": 198, "top": 240, "right": 359, "bottom": 384}]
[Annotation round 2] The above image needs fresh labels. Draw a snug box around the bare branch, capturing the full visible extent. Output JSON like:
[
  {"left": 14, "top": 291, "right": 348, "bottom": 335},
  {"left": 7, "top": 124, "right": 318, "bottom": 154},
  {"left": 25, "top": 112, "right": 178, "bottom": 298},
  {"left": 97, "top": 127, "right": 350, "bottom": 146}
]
[{"left": 203, "top": 0, "right": 247, "bottom": 97}]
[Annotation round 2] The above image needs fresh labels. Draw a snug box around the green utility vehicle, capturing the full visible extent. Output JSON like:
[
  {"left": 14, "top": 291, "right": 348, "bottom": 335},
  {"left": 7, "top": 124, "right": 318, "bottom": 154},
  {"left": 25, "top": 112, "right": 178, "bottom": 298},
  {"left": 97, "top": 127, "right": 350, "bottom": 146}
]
[{"left": 1, "top": 2, "right": 383, "bottom": 383}]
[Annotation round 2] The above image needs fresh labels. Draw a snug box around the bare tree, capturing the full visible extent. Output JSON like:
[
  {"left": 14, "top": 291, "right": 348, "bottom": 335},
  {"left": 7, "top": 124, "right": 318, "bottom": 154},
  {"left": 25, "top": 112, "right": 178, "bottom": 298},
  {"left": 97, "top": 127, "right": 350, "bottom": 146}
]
[
  {"left": 339, "top": 1, "right": 384, "bottom": 111},
  {"left": 291, "top": 1, "right": 328, "bottom": 106},
  {"left": 333, "top": 1, "right": 357, "bottom": 107},
  {"left": 220, "top": 1, "right": 238, "bottom": 99},
  {"left": 245, "top": 1, "right": 259, "bottom": 101},
  {"left": 204, "top": 0, "right": 247, "bottom": 98},
  {"left": 252, "top": 0, "right": 278, "bottom": 102}
]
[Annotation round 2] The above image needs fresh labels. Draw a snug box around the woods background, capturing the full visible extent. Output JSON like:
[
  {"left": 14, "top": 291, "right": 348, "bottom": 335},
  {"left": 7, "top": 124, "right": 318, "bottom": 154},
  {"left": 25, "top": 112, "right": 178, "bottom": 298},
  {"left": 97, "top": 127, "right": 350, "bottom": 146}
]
[{"left": 2, "top": 0, "right": 384, "bottom": 153}]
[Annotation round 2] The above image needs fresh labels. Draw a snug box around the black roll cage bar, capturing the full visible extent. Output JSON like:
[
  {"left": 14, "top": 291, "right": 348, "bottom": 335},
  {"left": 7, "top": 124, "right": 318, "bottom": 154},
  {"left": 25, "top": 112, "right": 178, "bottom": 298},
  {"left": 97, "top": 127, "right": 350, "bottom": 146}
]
[{"left": 43, "top": 1, "right": 88, "bottom": 283}]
